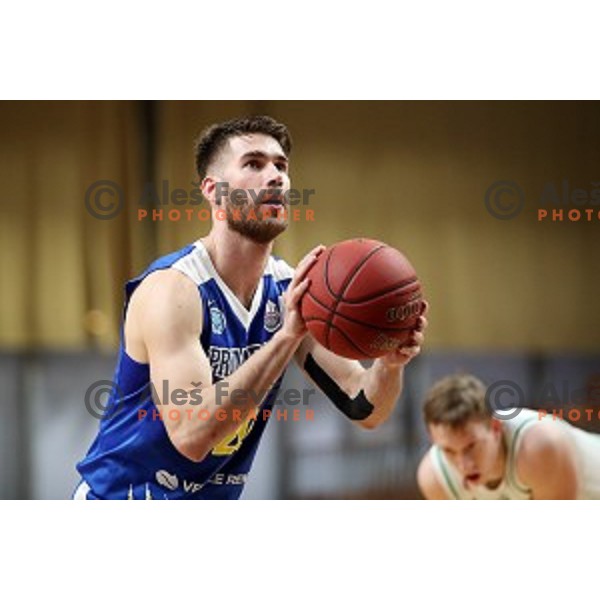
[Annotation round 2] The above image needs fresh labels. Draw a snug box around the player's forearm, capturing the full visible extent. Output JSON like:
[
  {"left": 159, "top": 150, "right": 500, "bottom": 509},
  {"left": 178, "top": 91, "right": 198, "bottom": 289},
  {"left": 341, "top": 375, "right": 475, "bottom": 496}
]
[
  {"left": 170, "top": 330, "right": 302, "bottom": 461},
  {"left": 357, "top": 360, "right": 404, "bottom": 429},
  {"left": 302, "top": 351, "right": 402, "bottom": 428}
]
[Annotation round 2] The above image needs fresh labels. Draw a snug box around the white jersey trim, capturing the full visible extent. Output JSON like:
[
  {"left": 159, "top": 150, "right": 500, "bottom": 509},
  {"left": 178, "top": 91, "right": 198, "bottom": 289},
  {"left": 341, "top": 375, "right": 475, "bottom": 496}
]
[
  {"left": 73, "top": 480, "right": 91, "bottom": 500},
  {"left": 266, "top": 255, "right": 295, "bottom": 282},
  {"left": 187, "top": 240, "right": 265, "bottom": 330},
  {"left": 171, "top": 241, "right": 294, "bottom": 330},
  {"left": 171, "top": 243, "right": 214, "bottom": 286}
]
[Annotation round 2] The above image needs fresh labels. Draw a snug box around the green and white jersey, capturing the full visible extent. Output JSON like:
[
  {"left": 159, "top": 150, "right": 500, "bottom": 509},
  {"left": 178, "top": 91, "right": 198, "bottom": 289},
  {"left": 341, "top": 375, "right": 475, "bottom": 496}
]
[{"left": 428, "top": 408, "right": 600, "bottom": 500}]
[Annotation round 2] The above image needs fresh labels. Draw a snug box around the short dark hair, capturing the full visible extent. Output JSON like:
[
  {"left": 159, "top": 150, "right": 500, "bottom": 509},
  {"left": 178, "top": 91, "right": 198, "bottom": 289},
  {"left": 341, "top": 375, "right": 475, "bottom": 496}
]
[
  {"left": 423, "top": 374, "right": 491, "bottom": 428},
  {"left": 194, "top": 115, "right": 292, "bottom": 181}
]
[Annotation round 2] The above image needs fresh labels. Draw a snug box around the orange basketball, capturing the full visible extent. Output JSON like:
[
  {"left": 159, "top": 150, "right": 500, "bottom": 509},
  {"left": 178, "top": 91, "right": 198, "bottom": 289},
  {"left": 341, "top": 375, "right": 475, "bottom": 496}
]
[{"left": 300, "top": 238, "right": 424, "bottom": 359}]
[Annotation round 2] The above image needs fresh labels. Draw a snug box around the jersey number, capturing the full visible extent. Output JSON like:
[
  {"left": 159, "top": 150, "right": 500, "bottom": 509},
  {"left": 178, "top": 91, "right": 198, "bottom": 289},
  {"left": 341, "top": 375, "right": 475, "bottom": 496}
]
[{"left": 211, "top": 417, "right": 255, "bottom": 456}]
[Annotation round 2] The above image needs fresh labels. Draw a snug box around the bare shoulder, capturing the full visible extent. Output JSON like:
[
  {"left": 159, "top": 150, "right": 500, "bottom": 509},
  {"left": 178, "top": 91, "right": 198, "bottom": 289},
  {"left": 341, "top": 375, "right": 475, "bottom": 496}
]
[
  {"left": 134, "top": 268, "right": 200, "bottom": 309},
  {"left": 417, "top": 450, "right": 449, "bottom": 500},
  {"left": 517, "top": 421, "right": 573, "bottom": 470},
  {"left": 516, "top": 420, "right": 578, "bottom": 497},
  {"left": 125, "top": 269, "right": 203, "bottom": 361}
]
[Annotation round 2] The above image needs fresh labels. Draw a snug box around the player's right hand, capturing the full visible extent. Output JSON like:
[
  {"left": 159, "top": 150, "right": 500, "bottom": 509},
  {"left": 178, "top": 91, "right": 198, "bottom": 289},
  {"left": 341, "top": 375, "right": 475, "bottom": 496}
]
[{"left": 281, "top": 245, "right": 326, "bottom": 340}]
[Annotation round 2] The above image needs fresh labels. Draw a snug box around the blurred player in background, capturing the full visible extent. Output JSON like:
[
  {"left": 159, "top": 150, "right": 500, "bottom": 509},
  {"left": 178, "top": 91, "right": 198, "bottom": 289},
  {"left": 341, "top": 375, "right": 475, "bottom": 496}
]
[
  {"left": 74, "top": 115, "right": 427, "bottom": 499},
  {"left": 417, "top": 374, "right": 600, "bottom": 499}
]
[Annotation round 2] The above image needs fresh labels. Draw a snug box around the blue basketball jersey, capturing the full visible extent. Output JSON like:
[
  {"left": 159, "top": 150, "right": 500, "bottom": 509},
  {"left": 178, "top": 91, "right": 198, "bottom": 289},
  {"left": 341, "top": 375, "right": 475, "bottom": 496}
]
[{"left": 75, "top": 240, "right": 294, "bottom": 499}]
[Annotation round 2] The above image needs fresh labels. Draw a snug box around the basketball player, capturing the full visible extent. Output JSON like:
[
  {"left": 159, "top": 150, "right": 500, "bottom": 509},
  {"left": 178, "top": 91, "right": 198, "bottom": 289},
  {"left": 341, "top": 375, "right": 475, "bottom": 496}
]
[
  {"left": 74, "top": 116, "right": 427, "bottom": 499},
  {"left": 417, "top": 374, "right": 600, "bottom": 499}
]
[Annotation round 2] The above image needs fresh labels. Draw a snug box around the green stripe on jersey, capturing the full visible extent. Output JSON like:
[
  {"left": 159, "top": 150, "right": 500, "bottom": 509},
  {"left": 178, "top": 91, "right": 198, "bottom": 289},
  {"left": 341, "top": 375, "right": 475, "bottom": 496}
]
[
  {"left": 507, "top": 418, "right": 536, "bottom": 494},
  {"left": 435, "top": 447, "right": 460, "bottom": 499}
]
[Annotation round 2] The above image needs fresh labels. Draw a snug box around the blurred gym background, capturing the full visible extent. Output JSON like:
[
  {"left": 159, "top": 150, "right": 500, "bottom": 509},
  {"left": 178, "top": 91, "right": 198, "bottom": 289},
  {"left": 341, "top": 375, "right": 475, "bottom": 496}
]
[{"left": 1, "top": 101, "right": 599, "bottom": 499}]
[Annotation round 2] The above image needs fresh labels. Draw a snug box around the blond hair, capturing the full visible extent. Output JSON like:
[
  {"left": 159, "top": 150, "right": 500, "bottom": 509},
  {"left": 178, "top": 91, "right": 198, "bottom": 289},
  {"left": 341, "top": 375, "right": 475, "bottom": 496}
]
[{"left": 423, "top": 374, "right": 491, "bottom": 428}]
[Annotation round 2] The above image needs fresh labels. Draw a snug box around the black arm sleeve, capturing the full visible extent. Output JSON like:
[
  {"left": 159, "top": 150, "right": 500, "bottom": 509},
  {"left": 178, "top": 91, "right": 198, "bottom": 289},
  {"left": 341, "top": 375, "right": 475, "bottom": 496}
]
[{"left": 304, "top": 352, "right": 374, "bottom": 421}]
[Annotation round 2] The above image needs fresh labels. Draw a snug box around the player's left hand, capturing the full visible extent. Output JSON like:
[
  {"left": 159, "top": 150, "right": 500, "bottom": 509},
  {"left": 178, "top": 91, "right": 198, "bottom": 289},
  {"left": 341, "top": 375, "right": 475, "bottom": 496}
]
[{"left": 378, "top": 300, "right": 428, "bottom": 368}]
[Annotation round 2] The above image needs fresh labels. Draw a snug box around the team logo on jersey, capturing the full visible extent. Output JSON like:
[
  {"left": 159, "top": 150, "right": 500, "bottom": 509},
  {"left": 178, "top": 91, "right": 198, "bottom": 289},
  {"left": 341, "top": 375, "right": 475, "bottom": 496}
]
[
  {"left": 155, "top": 469, "right": 179, "bottom": 491},
  {"left": 264, "top": 299, "right": 282, "bottom": 333},
  {"left": 210, "top": 305, "right": 227, "bottom": 335},
  {"left": 154, "top": 470, "right": 207, "bottom": 495}
]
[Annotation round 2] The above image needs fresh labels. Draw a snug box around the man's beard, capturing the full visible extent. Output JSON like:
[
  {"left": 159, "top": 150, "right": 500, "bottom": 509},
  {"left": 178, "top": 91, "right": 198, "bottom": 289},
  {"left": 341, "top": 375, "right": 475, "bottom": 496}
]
[{"left": 225, "top": 201, "right": 289, "bottom": 244}]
